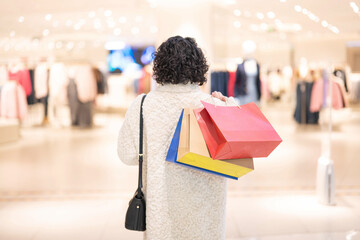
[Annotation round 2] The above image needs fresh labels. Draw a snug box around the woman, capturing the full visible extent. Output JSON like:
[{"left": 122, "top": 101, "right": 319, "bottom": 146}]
[{"left": 117, "top": 36, "right": 237, "bottom": 240}]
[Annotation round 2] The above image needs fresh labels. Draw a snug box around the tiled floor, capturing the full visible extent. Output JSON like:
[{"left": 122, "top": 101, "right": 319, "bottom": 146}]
[{"left": 0, "top": 102, "right": 359, "bottom": 240}]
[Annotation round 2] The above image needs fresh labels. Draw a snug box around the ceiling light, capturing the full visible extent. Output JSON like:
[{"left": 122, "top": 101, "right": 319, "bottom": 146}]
[
  {"left": 18, "top": 16, "right": 24, "bottom": 23},
  {"left": 119, "top": 16, "right": 127, "bottom": 23},
  {"left": 330, "top": 26, "right": 340, "bottom": 34},
  {"left": 45, "top": 14, "right": 52, "bottom": 21},
  {"left": 150, "top": 25, "right": 158, "bottom": 33},
  {"left": 43, "top": 29, "right": 50, "bottom": 36},
  {"left": 321, "top": 20, "right": 328, "bottom": 27},
  {"left": 233, "top": 21, "right": 241, "bottom": 28},
  {"left": 294, "top": 5, "right": 302, "bottom": 12},
  {"left": 350, "top": 2, "right": 359, "bottom": 12},
  {"left": 10, "top": 31, "right": 15, "bottom": 37},
  {"left": 267, "top": 11, "right": 276, "bottom": 19},
  {"left": 302, "top": 8, "right": 309, "bottom": 15},
  {"left": 131, "top": 27, "right": 139, "bottom": 35},
  {"left": 113, "top": 28, "right": 121, "bottom": 36},
  {"left": 88, "top": 11, "right": 96, "bottom": 18},
  {"left": 234, "top": 9, "right": 241, "bottom": 16},
  {"left": 256, "top": 12, "right": 264, "bottom": 19},
  {"left": 104, "top": 10, "right": 112, "bottom": 17}
]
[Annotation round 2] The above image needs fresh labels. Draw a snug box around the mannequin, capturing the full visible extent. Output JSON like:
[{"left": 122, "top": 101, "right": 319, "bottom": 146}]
[{"left": 234, "top": 40, "right": 261, "bottom": 105}]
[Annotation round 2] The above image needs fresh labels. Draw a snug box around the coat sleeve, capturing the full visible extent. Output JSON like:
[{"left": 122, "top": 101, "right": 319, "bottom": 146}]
[{"left": 117, "top": 94, "right": 145, "bottom": 165}]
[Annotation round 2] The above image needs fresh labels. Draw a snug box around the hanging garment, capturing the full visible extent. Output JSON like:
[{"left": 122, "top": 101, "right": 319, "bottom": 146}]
[
  {"left": 118, "top": 83, "right": 239, "bottom": 240},
  {"left": 73, "top": 65, "right": 97, "bottom": 103},
  {"left": 210, "top": 71, "right": 229, "bottom": 96},
  {"left": 49, "top": 63, "right": 69, "bottom": 104},
  {"left": 93, "top": 67, "right": 106, "bottom": 94},
  {"left": 67, "top": 78, "right": 93, "bottom": 128},
  {"left": 8, "top": 69, "right": 32, "bottom": 96},
  {"left": 34, "top": 63, "right": 49, "bottom": 99},
  {"left": 294, "top": 81, "right": 319, "bottom": 124},
  {"left": 26, "top": 69, "right": 36, "bottom": 105},
  {"left": 234, "top": 59, "right": 261, "bottom": 102},
  {"left": 227, "top": 71, "right": 236, "bottom": 97},
  {"left": 0, "top": 81, "right": 27, "bottom": 120},
  {"left": 0, "top": 66, "right": 8, "bottom": 86},
  {"left": 333, "top": 69, "right": 348, "bottom": 92},
  {"left": 310, "top": 78, "right": 346, "bottom": 112}
]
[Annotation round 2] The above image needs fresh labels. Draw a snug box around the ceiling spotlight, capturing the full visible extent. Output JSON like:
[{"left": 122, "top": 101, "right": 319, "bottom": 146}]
[
  {"left": 256, "top": 12, "right": 265, "bottom": 20},
  {"left": 66, "top": 42, "right": 74, "bottom": 50},
  {"left": 294, "top": 5, "right": 302, "bottom": 12},
  {"left": 234, "top": 9, "right": 241, "bottom": 16},
  {"left": 321, "top": 20, "right": 329, "bottom": 28},
  {"left": 233, "top": 21, "right": 241, "bottom": 28},
  {"left": 104, "top": 10, "right": 112, "bottom": 17},
  {"left": 10, "top": 31, "right": 16, "bottom": 37},
  {"left": 18, "top": 16, "right": 24, "bottom": 23},
  {"left": 267, "top": 11, "right": 276, "bottom": 19},
  {"left": 45, "top": 14, "right": 52, "bottom": 21},
  {"left": 260, "top": 23, "right": 268, "bottom": 30},
  {"left": 43, "top": 29, "right": 50, "bottom": 36},
  {"left": 131, "top": 27, "right": 139, "bottom": 35},
  {"left": 350, "top": 2, "right": 359, "bottom": 12},
  {"left": 302, "top": 8, "right": 309, "bottom": 15},
  {"left": 56, "top": 41, "right": 63, "bottom": 49}
]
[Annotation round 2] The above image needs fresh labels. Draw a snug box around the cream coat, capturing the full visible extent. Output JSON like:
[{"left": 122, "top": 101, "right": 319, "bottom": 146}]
[{"left": 117, "top": 83, "right": 237, "bottom": 240}]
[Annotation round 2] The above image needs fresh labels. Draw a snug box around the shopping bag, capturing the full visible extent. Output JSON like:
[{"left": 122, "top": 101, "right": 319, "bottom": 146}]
[
  {"left": 194, "top": 101, "right": 282, "bottom": 159},
  {"left": 166, "top": 108, "right": 254, "bottom": 180}
]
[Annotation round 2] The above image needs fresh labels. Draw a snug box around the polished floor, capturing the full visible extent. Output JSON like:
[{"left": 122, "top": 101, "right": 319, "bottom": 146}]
[{"left": 0, "top": 102, "right": 359, "bottom": 240}]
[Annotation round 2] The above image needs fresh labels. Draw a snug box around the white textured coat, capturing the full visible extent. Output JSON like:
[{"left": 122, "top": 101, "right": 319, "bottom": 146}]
[{"left": 117, "top": 83, "right": 237, "bottom": 240}]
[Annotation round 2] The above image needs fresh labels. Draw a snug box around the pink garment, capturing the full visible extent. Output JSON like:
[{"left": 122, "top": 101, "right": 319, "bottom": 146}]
[
  {"left": 0, "top": 81, "right": 27, "bottom": 120},
  {"left": 227, "top": 71, "right": 236, "bottom": 97},
  {"left": 74, "top": 65, "right": 97, "bottom": 103},
  {"left": 34, "top": 63, "right": 48, "bottom": 98},
  {"left": 310, "top": 79, "right": 344, "bottom": 112},
  {"left": 8, "top": 69, "right": 32, "bottom": 96}
]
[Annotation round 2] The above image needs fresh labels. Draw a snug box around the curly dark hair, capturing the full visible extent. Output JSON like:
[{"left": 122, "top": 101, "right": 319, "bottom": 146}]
[{"left": 152, "top": 36, "right": 209, "bottom": 86}]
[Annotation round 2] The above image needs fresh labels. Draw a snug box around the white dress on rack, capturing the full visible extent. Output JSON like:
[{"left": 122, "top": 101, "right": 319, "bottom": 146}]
[{"left": 117, "top": 83, "right": 237, "bottom": 240}]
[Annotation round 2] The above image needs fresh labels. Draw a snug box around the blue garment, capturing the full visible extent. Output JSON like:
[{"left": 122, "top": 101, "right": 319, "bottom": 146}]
[
  {"left": 234, "top": 60, "right": 261, "bottom": 101},
  {"left": 294, "top": 81, "right": 319, "bottom": 124},
  {"left": 235, "top": 71, "right": 258, "bottom": 105}
]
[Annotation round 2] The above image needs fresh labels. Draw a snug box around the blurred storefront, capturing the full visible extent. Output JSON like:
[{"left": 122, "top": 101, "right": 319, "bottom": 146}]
[{"left": 0, "top": 0, "right": 359, "bottom": 239}]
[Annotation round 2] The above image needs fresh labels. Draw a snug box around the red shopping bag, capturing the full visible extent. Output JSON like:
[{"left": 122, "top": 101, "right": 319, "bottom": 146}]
[{"left": 194, "top": 101, "right": 282, "bottom": 159}]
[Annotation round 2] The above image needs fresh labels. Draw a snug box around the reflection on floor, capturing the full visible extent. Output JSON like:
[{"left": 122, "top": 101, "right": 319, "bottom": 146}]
[{"left": 0, "top": 102, "right": 359, "bottom": 240}]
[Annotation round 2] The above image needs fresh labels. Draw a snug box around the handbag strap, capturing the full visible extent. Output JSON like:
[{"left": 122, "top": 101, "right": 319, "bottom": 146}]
[{"left": 137, "top": 94, "right": 146, "bottom": 197}]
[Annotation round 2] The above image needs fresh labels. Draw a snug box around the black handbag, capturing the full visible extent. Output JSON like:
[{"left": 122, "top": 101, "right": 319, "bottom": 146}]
[{"left": 125, "top": 94, "right": 147, "bottom": 231}]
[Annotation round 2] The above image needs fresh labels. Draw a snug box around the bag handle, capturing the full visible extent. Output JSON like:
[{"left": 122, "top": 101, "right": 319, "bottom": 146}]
[{"left": 137, "top": 94, "right": 147, "bottom": 197}]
